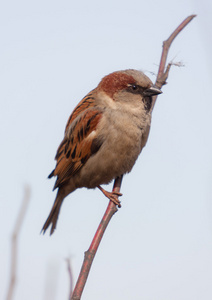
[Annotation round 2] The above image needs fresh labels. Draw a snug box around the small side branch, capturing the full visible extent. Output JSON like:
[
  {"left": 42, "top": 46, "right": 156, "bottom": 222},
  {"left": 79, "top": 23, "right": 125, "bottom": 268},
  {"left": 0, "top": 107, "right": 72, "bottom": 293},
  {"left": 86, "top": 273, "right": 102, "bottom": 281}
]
[{"left": 6, "top": 185, "right": 30, "bottom": 300}]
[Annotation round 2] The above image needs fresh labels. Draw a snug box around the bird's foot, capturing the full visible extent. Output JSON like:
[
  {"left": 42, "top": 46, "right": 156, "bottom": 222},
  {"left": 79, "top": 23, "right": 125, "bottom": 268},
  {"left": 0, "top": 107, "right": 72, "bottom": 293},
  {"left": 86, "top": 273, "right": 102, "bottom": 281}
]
[{"left": 98, "top": 186, "right": 122, "bottom": 208}]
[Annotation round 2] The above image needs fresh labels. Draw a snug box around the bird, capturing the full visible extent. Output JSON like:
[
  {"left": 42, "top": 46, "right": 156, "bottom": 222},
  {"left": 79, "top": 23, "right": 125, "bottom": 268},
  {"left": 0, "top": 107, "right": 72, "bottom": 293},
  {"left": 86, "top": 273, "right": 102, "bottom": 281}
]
[{"left": 42, "top": 69, "right": 162, "bottom": 235}]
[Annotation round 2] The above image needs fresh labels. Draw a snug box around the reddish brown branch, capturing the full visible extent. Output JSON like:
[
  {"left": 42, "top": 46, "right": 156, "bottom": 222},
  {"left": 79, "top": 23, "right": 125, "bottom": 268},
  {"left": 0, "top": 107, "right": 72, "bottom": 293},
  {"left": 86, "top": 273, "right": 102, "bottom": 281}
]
[
  {"left": 70, "top": 176, "right": 122, "bottom": 300},
  {"left": 70, "top": 14, "right": 196, "bottom": 300},
  {"left": 6, "top": 185, "right": 30, "bottom": 300},
  {"left": 151, "top": 14, "right": 196, "bottom": 110}
]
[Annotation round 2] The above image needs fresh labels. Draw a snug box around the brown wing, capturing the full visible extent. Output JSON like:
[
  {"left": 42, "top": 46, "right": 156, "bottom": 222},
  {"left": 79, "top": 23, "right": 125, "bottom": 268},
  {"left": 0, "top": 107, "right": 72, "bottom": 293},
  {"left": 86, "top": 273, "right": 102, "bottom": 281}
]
[
  {"left": 64, "top": 91, "right": 96, "bottom": 133},
  {"left": 49, "top": 108, "right": 103, "bottom": 190}
]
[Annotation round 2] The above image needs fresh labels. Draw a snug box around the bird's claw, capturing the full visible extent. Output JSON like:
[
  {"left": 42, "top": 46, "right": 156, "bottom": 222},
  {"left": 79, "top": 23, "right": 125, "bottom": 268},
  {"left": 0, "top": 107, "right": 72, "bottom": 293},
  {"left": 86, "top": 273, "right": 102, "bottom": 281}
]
[
  {"left": 98, "top": 186, "right": 122, "bottom": 208},
  {"left": 107, "top": 191, "right": 122, "bottom": 208}
]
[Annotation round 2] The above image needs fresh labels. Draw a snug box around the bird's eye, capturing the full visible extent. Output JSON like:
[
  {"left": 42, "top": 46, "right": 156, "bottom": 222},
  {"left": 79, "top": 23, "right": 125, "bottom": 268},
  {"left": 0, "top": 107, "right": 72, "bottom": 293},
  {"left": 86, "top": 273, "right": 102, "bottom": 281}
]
[
  {"left": 127, "top": 84, "right": 142, "bottom": 94},
  {"left": 131, "top": 84, "right": 138, "bottom": 91}
]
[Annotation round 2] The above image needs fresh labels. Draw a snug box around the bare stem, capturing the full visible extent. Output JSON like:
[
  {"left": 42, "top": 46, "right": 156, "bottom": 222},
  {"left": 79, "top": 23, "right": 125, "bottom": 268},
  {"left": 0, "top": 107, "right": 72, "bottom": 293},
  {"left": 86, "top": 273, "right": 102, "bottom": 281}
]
[
  {"left": 151, "top": 14, "right": 196, "bottom": 110},
  {"left": 6, "top": 185, "right": 30, "bottom": 300},
  {"left": 70, "top": 176, "right": 122, "bottom": 300},
  {"left": 66, "top": 257, "right": 74, "bottom": 299}
]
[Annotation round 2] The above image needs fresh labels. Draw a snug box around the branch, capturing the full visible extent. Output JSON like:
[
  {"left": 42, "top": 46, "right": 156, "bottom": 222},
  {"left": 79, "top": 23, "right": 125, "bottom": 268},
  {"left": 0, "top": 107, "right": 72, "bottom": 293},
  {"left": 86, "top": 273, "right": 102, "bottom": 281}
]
[
  {"left": 70, "top": 176, "right": 122, "bottom": 300},
  {"left": 151, "top": 14, "right": 196, "bottom": 109},
  {"left": 66, "top": 257, "right": 74, "bottom": 299},
  {"left": 70, "top": 14, "right": 196, "bottom": 300},
  {"left": 6, "top": 185, "right": 30, "bottom": 300}
]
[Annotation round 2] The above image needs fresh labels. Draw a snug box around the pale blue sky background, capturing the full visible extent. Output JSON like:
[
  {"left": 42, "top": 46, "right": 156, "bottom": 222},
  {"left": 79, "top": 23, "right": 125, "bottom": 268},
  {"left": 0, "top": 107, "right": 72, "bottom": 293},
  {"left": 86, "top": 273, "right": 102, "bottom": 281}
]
[{"left": 1, "top": 1, "right": 212, "bottom": 299}]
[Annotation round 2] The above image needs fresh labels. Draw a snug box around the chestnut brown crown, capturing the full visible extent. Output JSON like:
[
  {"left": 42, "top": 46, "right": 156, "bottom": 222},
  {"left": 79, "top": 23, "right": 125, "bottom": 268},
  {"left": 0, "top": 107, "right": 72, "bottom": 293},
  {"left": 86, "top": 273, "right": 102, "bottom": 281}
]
[{"left": 98, "top": 69, "right": 162, "bottom": 99}]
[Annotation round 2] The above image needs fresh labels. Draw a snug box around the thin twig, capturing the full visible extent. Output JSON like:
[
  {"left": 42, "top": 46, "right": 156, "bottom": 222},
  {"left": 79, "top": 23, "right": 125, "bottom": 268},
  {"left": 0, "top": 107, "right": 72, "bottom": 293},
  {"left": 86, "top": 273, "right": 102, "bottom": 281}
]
[
  {"left": 151, "top": 14, "right": 196, "bottom": 110},
  {"left": 66, "top": 257, "right": 74, "bottom": 299},
  {"left": 70, "top": 14, "right": 196, "bottom": 300},
  {"left": 6, "top": 185, "right": 30, "bottom": 300}
]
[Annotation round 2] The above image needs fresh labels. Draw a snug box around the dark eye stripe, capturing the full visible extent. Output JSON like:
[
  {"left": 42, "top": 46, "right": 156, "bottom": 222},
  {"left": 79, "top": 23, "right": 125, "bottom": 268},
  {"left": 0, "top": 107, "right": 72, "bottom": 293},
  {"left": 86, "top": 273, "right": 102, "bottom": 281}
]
[{"left": 127, "top": 84, "right": 145, "bottom": 95}]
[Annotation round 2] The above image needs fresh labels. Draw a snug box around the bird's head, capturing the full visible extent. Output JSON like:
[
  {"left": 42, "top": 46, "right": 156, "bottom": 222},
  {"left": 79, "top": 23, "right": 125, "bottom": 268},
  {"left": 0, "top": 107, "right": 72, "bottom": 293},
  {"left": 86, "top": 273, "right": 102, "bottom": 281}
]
[{"left": 98, "top": 69, "right": 162, "bottom": 112}]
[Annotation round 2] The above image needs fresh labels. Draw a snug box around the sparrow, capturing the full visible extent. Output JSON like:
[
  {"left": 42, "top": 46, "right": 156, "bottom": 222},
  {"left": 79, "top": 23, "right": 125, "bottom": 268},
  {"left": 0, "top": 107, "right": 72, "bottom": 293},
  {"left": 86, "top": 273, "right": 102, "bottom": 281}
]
[{"left": 42, "top": 69, "right": 162, "bottom": 235}]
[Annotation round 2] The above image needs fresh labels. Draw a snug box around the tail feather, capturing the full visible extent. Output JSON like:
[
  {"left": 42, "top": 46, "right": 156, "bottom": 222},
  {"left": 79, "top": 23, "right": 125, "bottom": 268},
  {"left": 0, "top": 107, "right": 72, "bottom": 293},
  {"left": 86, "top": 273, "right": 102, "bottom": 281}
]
[{"left": 41, "top": 191, "right": 65, "bottom": 235}]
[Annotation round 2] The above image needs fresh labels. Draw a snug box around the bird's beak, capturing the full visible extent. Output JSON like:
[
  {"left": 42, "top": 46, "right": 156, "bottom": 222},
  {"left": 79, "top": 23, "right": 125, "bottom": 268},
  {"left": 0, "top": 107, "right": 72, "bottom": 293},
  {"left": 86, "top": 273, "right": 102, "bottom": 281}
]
[{"left": 144, "top": 86, "right": 162, "bottom": 96}]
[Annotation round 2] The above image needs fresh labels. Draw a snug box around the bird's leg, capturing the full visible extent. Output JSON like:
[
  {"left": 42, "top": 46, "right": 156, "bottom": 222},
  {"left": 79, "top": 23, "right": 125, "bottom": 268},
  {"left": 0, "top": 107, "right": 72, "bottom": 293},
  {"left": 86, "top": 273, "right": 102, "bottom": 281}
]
[{"left": 98, "top": 185, "right": 122, "bottom": 208}]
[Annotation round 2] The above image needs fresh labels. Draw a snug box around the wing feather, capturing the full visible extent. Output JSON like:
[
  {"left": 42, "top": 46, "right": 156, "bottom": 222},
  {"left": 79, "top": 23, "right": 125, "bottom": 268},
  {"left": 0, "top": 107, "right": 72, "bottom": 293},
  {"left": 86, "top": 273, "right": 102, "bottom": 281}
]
[
  {"left": 50, "top": 105, "right": 103, "bottom": 190},
  {"left": 65, "top": 92, "right": 96, "bottom": 132}
]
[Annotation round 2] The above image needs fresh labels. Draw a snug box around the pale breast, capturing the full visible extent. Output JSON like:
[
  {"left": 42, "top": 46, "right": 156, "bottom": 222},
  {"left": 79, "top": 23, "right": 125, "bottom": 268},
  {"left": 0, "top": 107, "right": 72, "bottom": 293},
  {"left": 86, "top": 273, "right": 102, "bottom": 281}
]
[{"left": 74, "top": 108, "right": 151, "bottom": 188}]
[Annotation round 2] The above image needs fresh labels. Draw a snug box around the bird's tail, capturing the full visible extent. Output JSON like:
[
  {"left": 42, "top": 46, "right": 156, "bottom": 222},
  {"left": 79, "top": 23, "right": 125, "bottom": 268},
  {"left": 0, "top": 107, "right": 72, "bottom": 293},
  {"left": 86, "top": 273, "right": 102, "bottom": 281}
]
[{"left": 41, "top": 189, "right": 65, "bottom": 235}]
